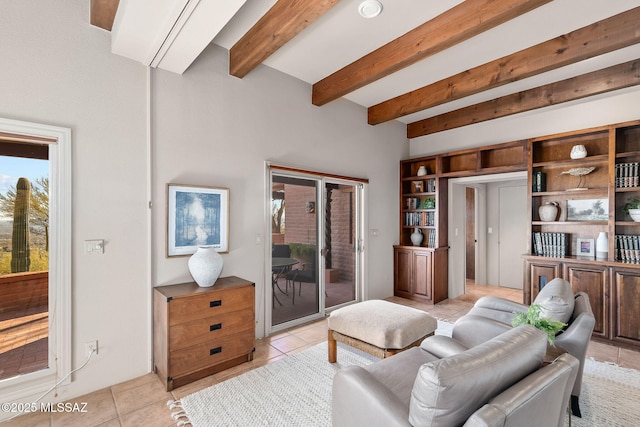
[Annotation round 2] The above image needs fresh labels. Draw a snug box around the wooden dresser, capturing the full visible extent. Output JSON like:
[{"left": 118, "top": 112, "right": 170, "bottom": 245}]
[{"left": 153, "top": 276, "right": 255, "bottom": 391}]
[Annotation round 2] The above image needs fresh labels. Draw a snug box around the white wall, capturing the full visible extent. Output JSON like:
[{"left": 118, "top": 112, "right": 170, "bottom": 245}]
[
  {"left": 0, "top": 0, "right": 149, "bottom": 404},
  {"left": 152, "top": 44, "right": 407, "bottom": 338}
]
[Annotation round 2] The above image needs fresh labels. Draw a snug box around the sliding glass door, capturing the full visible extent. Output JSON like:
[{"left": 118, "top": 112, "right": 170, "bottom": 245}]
[
  {"left": 269, "top": 168, "right": 363, "bottom": 331},
  {"left": 271, "top": 174, "right": 321, "bottom": 326},
  {"left": 323, "top": 181, "right": 359, "bottom": 310}
]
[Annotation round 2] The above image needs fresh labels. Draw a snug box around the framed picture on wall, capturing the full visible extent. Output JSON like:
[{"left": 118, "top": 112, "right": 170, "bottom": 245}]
[{"left": 167, "top": 184, "right": 229, "bottom": 256}]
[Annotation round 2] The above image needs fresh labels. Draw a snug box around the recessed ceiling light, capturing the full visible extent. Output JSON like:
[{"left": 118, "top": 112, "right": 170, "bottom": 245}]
[{"left": 358, "top": 0, "right": 383, "bottom": 19}]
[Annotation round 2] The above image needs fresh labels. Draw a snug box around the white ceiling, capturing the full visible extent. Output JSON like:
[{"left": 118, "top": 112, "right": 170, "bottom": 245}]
[{"left": 112, "top": 0, "right": 640, "bottom": 126}]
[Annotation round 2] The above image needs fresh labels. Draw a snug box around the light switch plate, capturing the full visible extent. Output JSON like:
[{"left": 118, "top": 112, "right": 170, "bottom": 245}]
[{"left": 85, "top": 239, "right": 104, "bottom": 254}]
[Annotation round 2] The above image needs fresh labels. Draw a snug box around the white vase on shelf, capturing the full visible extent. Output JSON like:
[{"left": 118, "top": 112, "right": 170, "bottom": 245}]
[
  {"left": 188, "top": 246, "right": 224, "bottom": 287},
  {"left": 596, "top": 232, "right": 608, "bottom": 260},
  {"left": 410, "top": 228, "right": 423, "bottom": 246},
  {"left": 417, "top": 166, "right": 427, "bottom": 176},
  {"left": 538, "top": 202, "right": 559, "bottom": 222},
  {"left": 570, "top": 144, "right": 588, "bottom": 159}
]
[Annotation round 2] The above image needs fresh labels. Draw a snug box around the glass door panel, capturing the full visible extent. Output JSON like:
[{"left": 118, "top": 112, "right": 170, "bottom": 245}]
[
  {"left": 271, "top": 174, "right": 320, "bottom": 327},
  {"left": 324, "top": 182, "right": 358, "bottom": 309}
]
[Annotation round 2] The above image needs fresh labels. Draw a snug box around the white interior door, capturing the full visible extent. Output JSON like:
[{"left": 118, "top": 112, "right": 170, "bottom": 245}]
[{"left": 498, "top": 185, "right": 527, "bottom": 289}]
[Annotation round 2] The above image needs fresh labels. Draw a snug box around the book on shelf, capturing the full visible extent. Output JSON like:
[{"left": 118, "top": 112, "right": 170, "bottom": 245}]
[
  {"left": 404, "top": 211, "right": 435, "bottom": 227},
  {"left": 427, "top": 230, "right": 436, "bottom": 248},
  {"left": 426, "top": 178, "right": 436, "bottom": 193},
  {"left": 615, "top": 162, "right": 640, "bottom": 188},
  {"left": 615, "top": 234, "right": 640, "bottom": 263},
  {"left": 532, "top": 232, "right": 569, "bottom": 258}
]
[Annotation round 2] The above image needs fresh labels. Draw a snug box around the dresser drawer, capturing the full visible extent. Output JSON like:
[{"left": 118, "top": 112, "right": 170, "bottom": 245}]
[
  {"left": 169, "top": 308, "right": 254, "bottom": 351},
  {"left": 168, "top": 286, "right": 253, "bottom": 325},
  {"left": 169, "top": 329, "right": 254, "bottom": 378}
]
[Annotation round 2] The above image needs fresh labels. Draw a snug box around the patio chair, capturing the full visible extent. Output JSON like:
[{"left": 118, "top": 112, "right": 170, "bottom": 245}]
[
  {"left": 285, "top": 250, "right": 317, "bottom": 304},
  {"left": 272, "top": 244, "right": 292, "bottom": 293}
]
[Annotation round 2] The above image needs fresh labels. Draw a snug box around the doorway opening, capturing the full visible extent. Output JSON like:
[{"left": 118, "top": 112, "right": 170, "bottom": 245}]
[
  {"left": 0, "top": 117, "right": 71, "bottom": 402},
  {"left": 267, "top": 166, "right": 365, "bottom": 332},
  {"left": 0, "top": 141, "right": 49, "bottom": 381},
  {"left": 448, "top": 172, "right": 528, "bottom": 300}
]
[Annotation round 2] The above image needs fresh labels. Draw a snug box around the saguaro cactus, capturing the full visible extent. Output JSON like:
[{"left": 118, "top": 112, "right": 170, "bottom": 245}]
[{"left": 11, "top": 177, "right": 31, "bottom": 273}]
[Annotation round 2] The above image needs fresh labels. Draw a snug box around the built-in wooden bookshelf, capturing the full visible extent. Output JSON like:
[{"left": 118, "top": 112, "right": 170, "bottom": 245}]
[
  {"left": 395, "top": 141, "right": 527, "bottom": 304},
  {"left": 397, "top": 120, "right": 640, "bottom": 350},
  {"left": 396, "top": 156, "right": 447, "bottom": 303},
  {"left": 524, "top": 120, "right": 640, "bottom": 350}
]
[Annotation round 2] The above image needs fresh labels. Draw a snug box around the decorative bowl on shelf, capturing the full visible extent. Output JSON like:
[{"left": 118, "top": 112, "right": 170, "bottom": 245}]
[{"left": 624, "top": 197, "right": 640, "bottom": 222}]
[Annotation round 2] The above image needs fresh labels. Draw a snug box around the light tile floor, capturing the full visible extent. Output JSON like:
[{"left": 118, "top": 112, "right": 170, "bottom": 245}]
[{"left": 5, "top": 284, "right": 638, "bottom": 426}]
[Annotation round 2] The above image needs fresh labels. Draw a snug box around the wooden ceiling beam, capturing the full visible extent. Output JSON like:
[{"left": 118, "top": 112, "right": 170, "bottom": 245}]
[
  {"left": 90, "top": 0, "right": 120, "bottom": 31},
  {"left": 407, "top": 59, "right": 640, "bottom": 138},
  {"left": 230, "top": 0, "right": 340, "bottom": 78},
  {"left": 370, "top": 7, "right": 640, "bottom": 125},
  {"left": 311, "top": 0, "right": 551, "bottom": 106}
]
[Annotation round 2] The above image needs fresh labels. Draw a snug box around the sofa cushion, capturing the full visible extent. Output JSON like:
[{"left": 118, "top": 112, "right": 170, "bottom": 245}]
[
  {"left": 408, "top": 325, "right": 547, "bottom": 427},
  {"left": 533, "top": 278, "right": 575, "bottom": 324}
]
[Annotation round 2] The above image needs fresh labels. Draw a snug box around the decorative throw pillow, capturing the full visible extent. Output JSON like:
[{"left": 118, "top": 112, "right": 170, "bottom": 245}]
[{"left": 533, "top": 278, "right": 574, "bottom": 324}]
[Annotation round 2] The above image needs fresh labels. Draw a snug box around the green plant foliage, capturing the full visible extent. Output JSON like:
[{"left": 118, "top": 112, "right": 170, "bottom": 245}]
[
  {"left": 0, "top": 249, "right": 47, "bottom": 275},
  {"left": 11, "top": 177, "right": 31, "bottom": 273},
  {"left": 511, "top": 303, "right": 567, "bottom": 346},
  {"left": 288, "top": 243, "right": 315, "bottom": 262},
  {"left": 624, "top": 196, "right": 640, "bottom": 213}
]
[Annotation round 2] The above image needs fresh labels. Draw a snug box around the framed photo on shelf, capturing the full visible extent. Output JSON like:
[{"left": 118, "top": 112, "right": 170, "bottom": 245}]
[
  {"left": 167, "top": 184, "right": 229, "bottom": 256},
  {"left": 411, "top": 180, "right": 424, "bottom": 193},
  {"left": 576, "top": 238, "right": 595, "bottom": 258},
  {"left": 566, "top": 198, "right": 608, "bottom": 221}
]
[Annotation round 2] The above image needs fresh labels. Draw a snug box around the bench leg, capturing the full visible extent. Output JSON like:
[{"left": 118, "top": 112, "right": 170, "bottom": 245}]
[{"left": 328, "top": 329, "right": 337, "bottom": 363}]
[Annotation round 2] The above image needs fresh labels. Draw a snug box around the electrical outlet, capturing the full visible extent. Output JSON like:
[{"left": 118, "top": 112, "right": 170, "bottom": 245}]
[{"left": 85, "top": 340, "right": 98, "bottom": 357}]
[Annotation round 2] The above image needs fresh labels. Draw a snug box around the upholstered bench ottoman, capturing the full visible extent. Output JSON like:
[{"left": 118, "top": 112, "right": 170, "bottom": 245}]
[{"left": 327, "top": 300, "right": 437, "bottom": 362}]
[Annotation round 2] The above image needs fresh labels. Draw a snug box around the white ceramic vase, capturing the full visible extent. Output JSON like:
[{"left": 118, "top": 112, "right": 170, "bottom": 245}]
[
  {"left": 188, "top": 246, "right": 224, "bottom": 287},
  {"left": 596, "top": 231, "right": 608, "bottom": 260},
  {"left": 570, "top": 144, "right": 587, "bottom": 159},
  {"left": 410, "top": 228, "right": 423, "bottom": 246},
  {"left": 417, "top": 166, "right": 427, "bottom": 176},
  {"left": 539, "top": 202, "right": 559, "bottom": 222}
]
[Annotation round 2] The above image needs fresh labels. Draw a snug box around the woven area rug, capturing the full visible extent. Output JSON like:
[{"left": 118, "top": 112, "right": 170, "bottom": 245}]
[
  {"left": 170, "top": 320, "right": 640, "bottom": 426},
  {"left": 169, "top": 341, "right": 376, "bottom": 426}
]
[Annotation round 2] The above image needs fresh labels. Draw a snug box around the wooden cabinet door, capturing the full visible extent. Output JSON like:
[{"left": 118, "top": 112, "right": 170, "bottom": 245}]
[
  {"left": 412, "top": 250, "right": 433, "bottom": 301},
  {"left": 612, "top": 269, "right": 640, "bottom": 346},
  {"left": 526, "top": 259, "right": 561, "bottom": 304},
  {"left": 394, "top": 248, "right": 412, "bottom": 299},
  {"left": 564, "top": 264, "right": 609, "bottom": 339}
]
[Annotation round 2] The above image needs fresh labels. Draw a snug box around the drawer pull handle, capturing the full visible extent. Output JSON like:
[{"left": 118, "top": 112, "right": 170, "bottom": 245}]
[
  {"left": 210, "top": 346, "right": 222, "bottom": 355},
  {"left": 210, "top": 323, "right": 222, "bottom": 331},
  {"left": 210, "top": 300, "right": 222, "bottom": 307}
]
